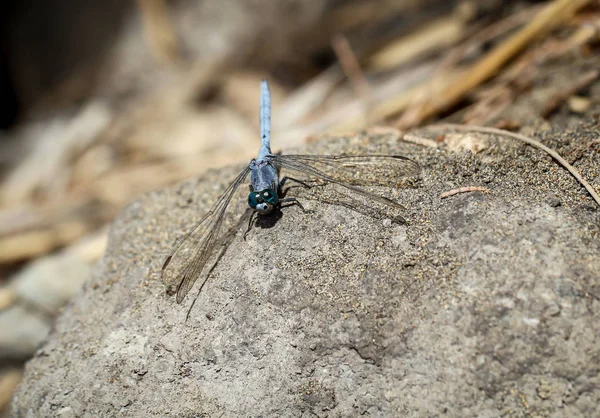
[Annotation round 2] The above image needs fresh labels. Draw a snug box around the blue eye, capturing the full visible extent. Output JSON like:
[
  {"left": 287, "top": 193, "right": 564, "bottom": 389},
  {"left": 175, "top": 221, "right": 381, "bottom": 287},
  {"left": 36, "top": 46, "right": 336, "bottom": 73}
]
[
  {"left": 261, "top": 189, "right": 279, "bottom": 205},
  {"left": 247, "top": 189, "right": 279, "bottom": 209},
  {"left": 248, "top": 192, "right": 260, "bottom": 208}
]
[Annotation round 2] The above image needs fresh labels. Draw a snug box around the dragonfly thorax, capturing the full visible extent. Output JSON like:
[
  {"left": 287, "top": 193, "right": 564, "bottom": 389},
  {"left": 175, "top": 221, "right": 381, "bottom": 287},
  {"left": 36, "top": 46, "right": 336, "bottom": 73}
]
[
  {"left": 248, "top": 188, "right": 279, "bottom": 214},
  {"left": 248, "top": 156, "right": 279, "bottom": 214}
]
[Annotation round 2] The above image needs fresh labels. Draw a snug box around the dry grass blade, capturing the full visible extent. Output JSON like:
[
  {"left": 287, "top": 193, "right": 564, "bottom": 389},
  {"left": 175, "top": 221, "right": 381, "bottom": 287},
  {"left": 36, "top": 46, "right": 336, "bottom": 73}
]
[
  {"left": 331, "top": 34, "right": 374, "bottom": 125},
  {"left": 0, "top": 369, "right": 23, "bottom": 412},
  {"left": 276, "top": 67, "right": 344, "bottom": 133},
  {"left": 0, "top": 220, "right": 95, "bottom": 263},
  {"left": 430, "top": 124, "right": 600, "bottom": 207},
  {"left": 136, "top": 0, "right": 181, "bottom": 64},
  {"left": 367, "top": 7, "right": 469, "bottom": 72},
  {"left": 398, "top": 0, "right": 592, "bottom": 127},
  {"left": 331, "top": 35, "right": 370, "bottom": 101}
]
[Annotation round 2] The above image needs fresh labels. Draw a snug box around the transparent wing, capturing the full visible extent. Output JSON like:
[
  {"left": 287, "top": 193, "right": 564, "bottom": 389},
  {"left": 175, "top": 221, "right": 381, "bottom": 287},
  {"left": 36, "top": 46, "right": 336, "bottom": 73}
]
[
  {"left": 270, "top": 154, "right": 420, "bottom": 209},
  {"left": 161, "top": 166, "right": 250, "bottom": 303}
]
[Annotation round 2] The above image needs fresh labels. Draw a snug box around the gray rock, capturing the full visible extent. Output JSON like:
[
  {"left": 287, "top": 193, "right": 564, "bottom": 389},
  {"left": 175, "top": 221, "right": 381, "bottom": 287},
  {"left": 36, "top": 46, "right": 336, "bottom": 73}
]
[
  {"left": 12, "top": 128, "right": 600, "bottom": 417},
  {"left": 0, "top": 305, "right": 50, "bottom": 361},
  {"left": 12, "top": 253, "right": 90, "bottom": 315},
  {"left": 0, "top": 241, "right": 91, "bottom": 363}
]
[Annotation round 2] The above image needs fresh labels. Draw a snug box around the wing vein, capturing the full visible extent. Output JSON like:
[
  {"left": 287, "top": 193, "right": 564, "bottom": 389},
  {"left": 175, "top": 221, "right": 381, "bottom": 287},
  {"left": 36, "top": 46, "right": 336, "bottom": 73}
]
[{"left": 161, "top": 165, "right": 250, "bottom": 303}]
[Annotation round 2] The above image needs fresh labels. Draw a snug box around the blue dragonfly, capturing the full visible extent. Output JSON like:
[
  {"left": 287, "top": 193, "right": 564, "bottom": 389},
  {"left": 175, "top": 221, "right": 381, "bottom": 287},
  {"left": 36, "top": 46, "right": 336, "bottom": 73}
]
[{"left": 162, "top": 80, "right": 420, "bottom": 304}]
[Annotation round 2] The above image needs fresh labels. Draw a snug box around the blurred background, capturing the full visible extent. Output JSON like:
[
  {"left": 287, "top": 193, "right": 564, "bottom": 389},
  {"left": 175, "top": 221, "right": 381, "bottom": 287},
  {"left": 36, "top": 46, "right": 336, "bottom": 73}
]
[{"left": 0, "top": 0, "right": 598, "bottom": 412}]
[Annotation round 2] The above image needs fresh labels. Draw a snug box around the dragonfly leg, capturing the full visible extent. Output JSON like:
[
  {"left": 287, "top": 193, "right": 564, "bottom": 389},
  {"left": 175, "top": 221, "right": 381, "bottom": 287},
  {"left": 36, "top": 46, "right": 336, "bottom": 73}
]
[
  {"left": 280, "top": 197, "right": 312, "bottom": 213},
  {"left": 280, "top": 176, "right": 312, "bottom": 190},
  {"left": 280, "top": 177, "right": 314, "bottom": 200},
  {"left": 243, "top": 210, "right": 257, "bottom": 240}
]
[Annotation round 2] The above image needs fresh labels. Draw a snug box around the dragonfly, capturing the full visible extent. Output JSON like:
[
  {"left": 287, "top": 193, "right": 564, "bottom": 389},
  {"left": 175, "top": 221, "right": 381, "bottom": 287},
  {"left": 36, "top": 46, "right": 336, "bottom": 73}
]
[{"left": 162, "top": 80, "right": 420, "bottom": 304}]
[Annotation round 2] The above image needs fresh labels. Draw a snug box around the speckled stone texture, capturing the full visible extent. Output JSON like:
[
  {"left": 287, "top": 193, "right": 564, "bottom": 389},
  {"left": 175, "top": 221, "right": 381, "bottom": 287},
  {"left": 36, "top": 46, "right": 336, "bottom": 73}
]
[{"left": 12, "top": 123, "right": 600, "bottom": 417}]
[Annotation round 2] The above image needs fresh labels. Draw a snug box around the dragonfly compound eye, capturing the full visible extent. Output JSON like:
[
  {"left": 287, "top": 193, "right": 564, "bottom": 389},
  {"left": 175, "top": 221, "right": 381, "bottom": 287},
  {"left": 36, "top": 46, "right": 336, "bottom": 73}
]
[
  {"left": 248, "top": 191, "right": 261, "bottom": 209},
  {"left": 260, "top": 189, "right": 279, "bottom": 205},
  {"left": 248, "top": 189, "right": 278, "bottom": 212}
]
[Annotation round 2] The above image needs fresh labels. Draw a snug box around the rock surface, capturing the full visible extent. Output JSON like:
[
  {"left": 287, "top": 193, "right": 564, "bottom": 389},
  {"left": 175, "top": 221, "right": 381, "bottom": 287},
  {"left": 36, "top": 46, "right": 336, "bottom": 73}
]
[{"left": 12, "top": 125, "right": 600, "bottom": 417}]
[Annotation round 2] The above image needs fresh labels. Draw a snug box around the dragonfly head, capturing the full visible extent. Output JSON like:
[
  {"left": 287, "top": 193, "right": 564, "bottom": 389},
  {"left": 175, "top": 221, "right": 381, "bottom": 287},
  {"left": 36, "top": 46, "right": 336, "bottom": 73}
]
[{"left": 248, "top": 188, "right": 279, "bottom": 214}]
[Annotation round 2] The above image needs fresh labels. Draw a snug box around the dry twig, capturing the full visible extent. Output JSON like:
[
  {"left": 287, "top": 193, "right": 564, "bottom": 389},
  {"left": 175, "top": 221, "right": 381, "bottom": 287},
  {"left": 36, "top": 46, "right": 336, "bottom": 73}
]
[
  {"left": 401, "top": 133, "right": 439, "bottom": 148},
  {"left": 441, "top": 186, "right": 490, "bottom": 199}
]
